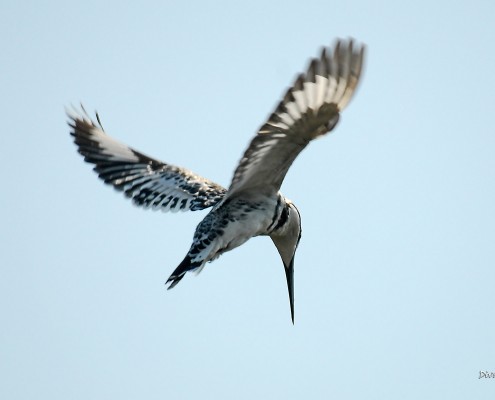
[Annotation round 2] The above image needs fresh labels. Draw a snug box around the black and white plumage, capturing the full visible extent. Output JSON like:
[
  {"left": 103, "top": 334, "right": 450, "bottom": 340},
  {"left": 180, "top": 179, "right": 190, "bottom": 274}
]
[{"left": 69, "top": 38, "right": 365, "bottom": 323}]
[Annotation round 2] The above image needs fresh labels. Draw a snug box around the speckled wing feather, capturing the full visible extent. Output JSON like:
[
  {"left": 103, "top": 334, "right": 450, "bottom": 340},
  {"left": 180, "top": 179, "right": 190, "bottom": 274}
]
[
  {"left": 226, "top": 38, "right": 365, "bottom": 198},
  {"left": 68, "top": 108, "right": 227, "bottom": 212}
]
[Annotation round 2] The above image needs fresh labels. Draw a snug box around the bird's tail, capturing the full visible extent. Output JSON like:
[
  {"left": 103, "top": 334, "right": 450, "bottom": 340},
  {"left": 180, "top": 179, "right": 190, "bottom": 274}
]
[{"left": 166, "top": 255, "right": 203, "bottom": 289}]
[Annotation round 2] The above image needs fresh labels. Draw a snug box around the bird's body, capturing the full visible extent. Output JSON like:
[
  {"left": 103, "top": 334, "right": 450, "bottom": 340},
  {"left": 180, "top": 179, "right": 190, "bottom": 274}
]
[
  {"left": 168, "top": 192, "right": 296, "bottom": 285},
  {"left": 69, "top": 38, "right": 365, "bottom": 322}
]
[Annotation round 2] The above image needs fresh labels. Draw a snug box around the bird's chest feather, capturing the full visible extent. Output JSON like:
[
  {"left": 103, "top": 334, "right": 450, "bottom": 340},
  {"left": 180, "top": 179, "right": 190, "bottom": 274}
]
[
  {"left": 192, "top": 196, "right": 279, "bottom": 260},
  {"left": 213, "top": 197, "right": 276, "bottom": 238}
]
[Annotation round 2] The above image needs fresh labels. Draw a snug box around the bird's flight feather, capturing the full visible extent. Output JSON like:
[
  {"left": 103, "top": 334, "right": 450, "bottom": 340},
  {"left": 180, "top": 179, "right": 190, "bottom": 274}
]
[
  {"left": 68, "top": 107, "right": 227, "bottom": 212},
  {"left": 225, "top": 39, "right": 365, "bottom": 198}
]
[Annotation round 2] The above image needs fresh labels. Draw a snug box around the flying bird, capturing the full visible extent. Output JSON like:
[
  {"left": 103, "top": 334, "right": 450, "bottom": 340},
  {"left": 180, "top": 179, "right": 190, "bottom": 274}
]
[{"left": 68, "top": 38, "right": 365, "bottom": 323}]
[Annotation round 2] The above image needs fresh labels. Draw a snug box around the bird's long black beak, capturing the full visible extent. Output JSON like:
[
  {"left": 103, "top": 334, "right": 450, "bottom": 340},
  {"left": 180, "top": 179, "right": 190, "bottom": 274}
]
[{"left": 284, "top": 257, "right": 295, "bottom": 324}]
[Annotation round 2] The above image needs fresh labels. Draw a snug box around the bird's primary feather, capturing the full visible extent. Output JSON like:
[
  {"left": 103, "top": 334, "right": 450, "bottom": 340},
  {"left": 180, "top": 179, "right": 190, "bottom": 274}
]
[
  {"left": 68, "top": 107, "right": 226, "bottom": 212},
  {"left": 226, "top": 39, "right": 365, "bottom": 198}
]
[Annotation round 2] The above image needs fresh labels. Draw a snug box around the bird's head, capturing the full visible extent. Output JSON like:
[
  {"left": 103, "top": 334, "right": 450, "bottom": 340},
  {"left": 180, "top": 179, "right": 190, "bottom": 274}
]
[{"left": 270, "top": 199, "right": 302, "bottom": 323}]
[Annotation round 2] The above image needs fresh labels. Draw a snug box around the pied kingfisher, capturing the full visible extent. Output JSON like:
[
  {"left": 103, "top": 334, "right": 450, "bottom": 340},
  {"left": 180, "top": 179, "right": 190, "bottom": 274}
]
[{"left": 69, "top": 38, "right": 365, "bottom": 323}]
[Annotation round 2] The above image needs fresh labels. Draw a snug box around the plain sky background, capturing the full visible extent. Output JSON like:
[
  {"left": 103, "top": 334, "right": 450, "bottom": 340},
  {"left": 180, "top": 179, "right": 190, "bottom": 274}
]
[{"left": 1, "top": 0, "right": 494, "bottom": 399}]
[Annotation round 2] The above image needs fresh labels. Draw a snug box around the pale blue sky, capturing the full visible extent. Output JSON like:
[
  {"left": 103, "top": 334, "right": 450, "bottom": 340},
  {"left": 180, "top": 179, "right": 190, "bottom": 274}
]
[{"left": 1, "top": 1, "right": 495, "bottom": 399}]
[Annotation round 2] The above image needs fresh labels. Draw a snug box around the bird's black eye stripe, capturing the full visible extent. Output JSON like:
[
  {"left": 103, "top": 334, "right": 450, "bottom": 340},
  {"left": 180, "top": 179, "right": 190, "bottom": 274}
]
[
  {"left": 267, "top": 196, "right": 282, "bottom": 232},
  {"left": 273, "top": 203, "right": 289, "bottom": 231}
]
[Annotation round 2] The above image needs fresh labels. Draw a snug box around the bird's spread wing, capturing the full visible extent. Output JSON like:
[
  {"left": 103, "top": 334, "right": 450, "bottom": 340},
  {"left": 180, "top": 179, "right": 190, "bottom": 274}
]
[
  {"left": 225, "top": 38, "right": 365, "bottom": 198},
  {"left": 68, "top": 108, "right": 227, "bottom": 212}
]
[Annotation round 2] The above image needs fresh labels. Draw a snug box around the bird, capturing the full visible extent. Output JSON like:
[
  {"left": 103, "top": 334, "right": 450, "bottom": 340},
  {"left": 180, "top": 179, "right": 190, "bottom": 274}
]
[{"left": 68, "top": 38, "right": 365, "bottom": 323}]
